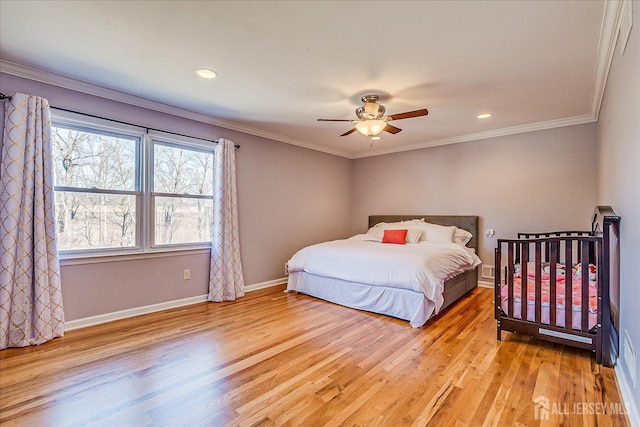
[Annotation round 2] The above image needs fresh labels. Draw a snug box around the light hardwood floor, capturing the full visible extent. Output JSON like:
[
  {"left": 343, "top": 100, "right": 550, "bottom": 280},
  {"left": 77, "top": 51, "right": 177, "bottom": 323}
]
[{"left": 0, "top": 285, "right": 630, "bottom": 426}]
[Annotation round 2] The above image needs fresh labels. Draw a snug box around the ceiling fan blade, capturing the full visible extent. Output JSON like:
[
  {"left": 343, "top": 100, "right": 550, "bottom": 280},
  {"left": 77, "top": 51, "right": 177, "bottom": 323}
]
[
  {"left": 340, "top": 128, "right": 357, "bottom": 137},
  {"left": 387, "top": 109, "right": 429, "bottom": 121},
  {"left": 383, "top": 124, "right": 402, "bottom": 134},
  {"left": 318, "top": 118, "right": 353, "bottom": 122}
]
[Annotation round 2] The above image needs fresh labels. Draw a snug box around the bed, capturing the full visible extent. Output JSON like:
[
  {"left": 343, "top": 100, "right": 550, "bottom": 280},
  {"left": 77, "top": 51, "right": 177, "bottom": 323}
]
[
  {"left": 495, "top": 206, "right": 621, "bottom": 366},
  {"left": 286, "top": 215, "right": 481, "bottom": 327}
]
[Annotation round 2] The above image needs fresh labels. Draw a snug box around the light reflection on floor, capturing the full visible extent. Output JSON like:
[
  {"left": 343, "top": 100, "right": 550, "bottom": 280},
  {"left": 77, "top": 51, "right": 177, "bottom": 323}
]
[{"left": 42, "top": 337, "right": 231, "bottom": 426}]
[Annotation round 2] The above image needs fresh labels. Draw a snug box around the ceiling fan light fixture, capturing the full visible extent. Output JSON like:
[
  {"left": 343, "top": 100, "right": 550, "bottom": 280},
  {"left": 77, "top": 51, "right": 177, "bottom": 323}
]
[
  {"left": 356, "top": 95, "right": 386, "bottom": 119},
  {"left": 318, "top": 94, "right": 426, "bottom": 138},
  {"left": 355, "top": 119, "right": 387, "bottom": 137},
  {"left": 364, "top": 102, "right": 379, "bottom": 117}
]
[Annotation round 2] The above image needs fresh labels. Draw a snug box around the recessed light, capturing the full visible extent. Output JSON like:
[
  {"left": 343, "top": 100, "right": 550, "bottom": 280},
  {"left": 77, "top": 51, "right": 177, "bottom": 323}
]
[
  {"left": 196, "top": 68, "right": 218, "bottom": 79},
  {"left": 371, "top": 136, "right": 381, "bottom": 141},
  {"left": 477, "top": 113, "right": 493, "bottom": 119}
]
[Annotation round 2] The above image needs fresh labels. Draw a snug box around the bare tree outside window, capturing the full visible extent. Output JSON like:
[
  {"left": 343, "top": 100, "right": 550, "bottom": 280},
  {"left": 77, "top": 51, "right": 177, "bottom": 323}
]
[
  {"left": 52, "top": 126, "right": 138, "bottom": 251},
  {"left": 153, "top": 143, "right": 214, "bottom": 245}
]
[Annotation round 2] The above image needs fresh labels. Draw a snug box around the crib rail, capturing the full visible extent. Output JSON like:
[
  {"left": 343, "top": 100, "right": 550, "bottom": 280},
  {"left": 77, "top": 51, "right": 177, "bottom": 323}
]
[
  {"left": 514, "top": 231, "right": 593, "bottom": 264},
  {"left": 517, "top": 230, "right": 591, "bottom": 239},
  {"left": 495, "top": 235, "right": 602, "bottom": 333}
]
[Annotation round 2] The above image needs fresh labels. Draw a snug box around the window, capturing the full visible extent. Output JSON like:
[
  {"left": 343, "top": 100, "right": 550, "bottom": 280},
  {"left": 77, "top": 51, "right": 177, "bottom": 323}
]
[
  {"left": 52, "top": 123, "right": 141, "bottom": 253},
  {"left": 152, "top": 141, "right": 214, "bottom": 246},
  {"left": 51, "top": 112, "right": 216, "bottom": 257}
]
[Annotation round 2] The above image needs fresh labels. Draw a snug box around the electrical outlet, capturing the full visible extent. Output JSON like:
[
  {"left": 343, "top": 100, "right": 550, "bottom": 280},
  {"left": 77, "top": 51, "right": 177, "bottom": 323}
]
[
  {"left": 485, "top": 229, "right": 495, "bottom": 237},
  {"left": 183, "top": 269, "right": 191, "bottom": 280},
  {"left": 284, "top": 263, "right": 289, "bottom": 276}
]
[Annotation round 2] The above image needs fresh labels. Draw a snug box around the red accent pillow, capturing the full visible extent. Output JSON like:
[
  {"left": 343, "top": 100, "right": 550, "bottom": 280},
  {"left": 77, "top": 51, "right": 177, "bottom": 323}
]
[{"left": 382, "top": 229, "right": 408, "bottom": 244}]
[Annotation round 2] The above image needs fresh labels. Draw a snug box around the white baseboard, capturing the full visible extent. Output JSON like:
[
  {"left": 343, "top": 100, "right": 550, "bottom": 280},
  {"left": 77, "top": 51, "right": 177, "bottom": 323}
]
[
  {"left": 477, "top": 280, "right": 494, "bottom": 289},
  {"left": 244, "top": 277, "right": 287, "bottom": 292},
  {"left": 64, "top": 277, "right": 287, "bottom": 331},
  {"left": 615, "top": 363, "right": 640, "bottom": 426}
]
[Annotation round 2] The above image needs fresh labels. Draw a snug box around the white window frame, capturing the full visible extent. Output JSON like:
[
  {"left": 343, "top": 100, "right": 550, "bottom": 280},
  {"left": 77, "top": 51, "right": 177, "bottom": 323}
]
[
  {"left": 51, "top": 111, "right": 216, "bottom": 261},
  {"left": 148, "top": 130, "right": 216, "bottom": 251}
]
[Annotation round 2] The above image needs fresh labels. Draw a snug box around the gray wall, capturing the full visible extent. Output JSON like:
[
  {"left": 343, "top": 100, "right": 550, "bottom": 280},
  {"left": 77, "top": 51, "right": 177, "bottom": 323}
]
[
  {"left": 597, "top": 18, "right": 640, "bottom": 416},
  {"left": 0, "top": 73, "right": 353, "bottom": 321},
  {"left": 351, "top": 124, "right": 598, "bottom": 267}
]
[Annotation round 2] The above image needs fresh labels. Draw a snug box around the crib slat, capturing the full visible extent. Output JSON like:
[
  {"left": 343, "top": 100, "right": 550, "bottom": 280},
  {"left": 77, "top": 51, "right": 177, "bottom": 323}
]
[
  {"left": 581, "top": 240, "right": 590, "bottom": 332},
  {"left": 565, "top": 239, "right": 573, "bottom": 330},
  {"left": 508, "top": 242, "right": 514, "bottom": 318},
  {"left": 535, "top": 241, "right": 542, "bottom": 323},
  {"left": 577, "top": 240, "right": 582, "bottom": 264},
  {"left": 521, "top": 242, "right": 529, "bottom": 322},
  {"left": 549, "top": 240, "right": 558, "bottom": 327}
]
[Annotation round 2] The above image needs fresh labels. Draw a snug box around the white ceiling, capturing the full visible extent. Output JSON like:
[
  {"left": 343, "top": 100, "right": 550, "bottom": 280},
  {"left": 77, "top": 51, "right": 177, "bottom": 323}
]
[{"left": 0, "top": 1, "right": 612, "bottom": 158}]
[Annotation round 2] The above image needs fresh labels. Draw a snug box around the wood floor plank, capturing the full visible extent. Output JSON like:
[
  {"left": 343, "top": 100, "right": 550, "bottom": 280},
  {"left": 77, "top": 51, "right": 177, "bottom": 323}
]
[{"left": 0, "top": 286, "right": 630, "bottom": 426}]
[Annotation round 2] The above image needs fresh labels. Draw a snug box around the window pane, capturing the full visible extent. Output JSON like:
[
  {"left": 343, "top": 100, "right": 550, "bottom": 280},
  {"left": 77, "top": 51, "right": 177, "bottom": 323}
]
[
  {"left": 52, "top": 126, "right": 138, "bottom": 191},
  {"left": 154, "top": 196, "right": 213, "bottom": 245},
  {"left": 54, "top": 191, "right": 137, "bottom": 250},
  {"left": 153, "top": 144, "right": 214, "bottom": 195}
]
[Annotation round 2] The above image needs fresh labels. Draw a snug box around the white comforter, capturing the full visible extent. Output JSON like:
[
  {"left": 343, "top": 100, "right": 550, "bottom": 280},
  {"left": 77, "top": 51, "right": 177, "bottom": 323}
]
[{"left": 287, "top": 234, "right": 481, "bottom": 311}]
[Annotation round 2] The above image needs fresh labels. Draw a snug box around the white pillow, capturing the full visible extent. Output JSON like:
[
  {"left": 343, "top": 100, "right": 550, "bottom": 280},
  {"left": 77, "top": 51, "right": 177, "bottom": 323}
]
[
  {"left": 453, "top": 228, "right": 473, "bottom": 245},
  {"left": 405, "top": 227, "right": 424, "bottom": 244},
  {"left": 422, "top": 223, "right": 456, "bottom": 243},
  {"left": 401, "top": 218, "right": 426, "bottom": 227},
  {"left": 367, "top": 221, "right": 409, "bottom": 235}
]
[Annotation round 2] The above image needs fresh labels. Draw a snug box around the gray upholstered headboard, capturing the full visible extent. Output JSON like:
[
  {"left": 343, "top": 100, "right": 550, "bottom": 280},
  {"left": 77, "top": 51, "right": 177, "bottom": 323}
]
[{"left": 368, "top": 215, "right": 480, "bottom": 251}]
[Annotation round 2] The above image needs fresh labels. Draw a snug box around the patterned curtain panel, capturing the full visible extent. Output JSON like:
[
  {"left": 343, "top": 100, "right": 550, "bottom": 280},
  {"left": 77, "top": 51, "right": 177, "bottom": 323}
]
[
  {"left": 208, "top": 139, "right": 245, "bottom": 302},
  {"left": 0, "top": 93, "right": 65, "bottom": 350}
]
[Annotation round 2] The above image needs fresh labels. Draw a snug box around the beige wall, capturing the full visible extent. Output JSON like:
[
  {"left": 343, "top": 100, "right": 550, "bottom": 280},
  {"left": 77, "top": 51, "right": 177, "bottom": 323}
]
[
  {"left": 0, "top": 73, "right": 353, "bottom": 321},
  {"left": 596, "top": 15, "right": 640, "bottom": 416},
  {"left": 351, "top": 124, "right": 598, "bottom": 268}
]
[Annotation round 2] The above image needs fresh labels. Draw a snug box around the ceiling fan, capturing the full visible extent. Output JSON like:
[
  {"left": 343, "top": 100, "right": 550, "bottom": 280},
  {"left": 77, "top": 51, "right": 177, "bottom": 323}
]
[{"left": 318, "top": 95, "right": 429, "bottom": 140}]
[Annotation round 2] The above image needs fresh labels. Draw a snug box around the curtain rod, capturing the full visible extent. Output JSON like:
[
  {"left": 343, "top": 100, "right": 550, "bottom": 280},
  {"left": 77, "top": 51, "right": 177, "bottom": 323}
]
[
  {"left": 3, "top": 93, "right": 240, "bottom": 148},
  {"left": 51, "top": 106, "right": 240, "bottom": 149}
]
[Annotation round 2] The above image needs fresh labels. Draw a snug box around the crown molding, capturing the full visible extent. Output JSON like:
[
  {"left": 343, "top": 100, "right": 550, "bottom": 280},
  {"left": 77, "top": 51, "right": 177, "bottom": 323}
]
[
  {"left": 590, "top": 0, "right": 626, "bottom": 120},
  {"left": 0, "top": 60, "right": 349, "bottom": 158},
  {"left": 350, "top": 114, "right": 596, "bottom": 159}
]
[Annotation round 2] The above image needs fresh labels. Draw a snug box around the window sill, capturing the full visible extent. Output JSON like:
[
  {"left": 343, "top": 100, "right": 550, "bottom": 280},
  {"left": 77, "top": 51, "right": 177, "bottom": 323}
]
[{"left": 59, "top": 247, "right": 211, "bottom": 266}]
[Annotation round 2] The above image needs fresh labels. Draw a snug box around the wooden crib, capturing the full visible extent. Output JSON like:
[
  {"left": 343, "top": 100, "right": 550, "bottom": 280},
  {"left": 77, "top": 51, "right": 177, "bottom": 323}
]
[{"left": 494, "top": 206, "right": 620, "bottom": 366}]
